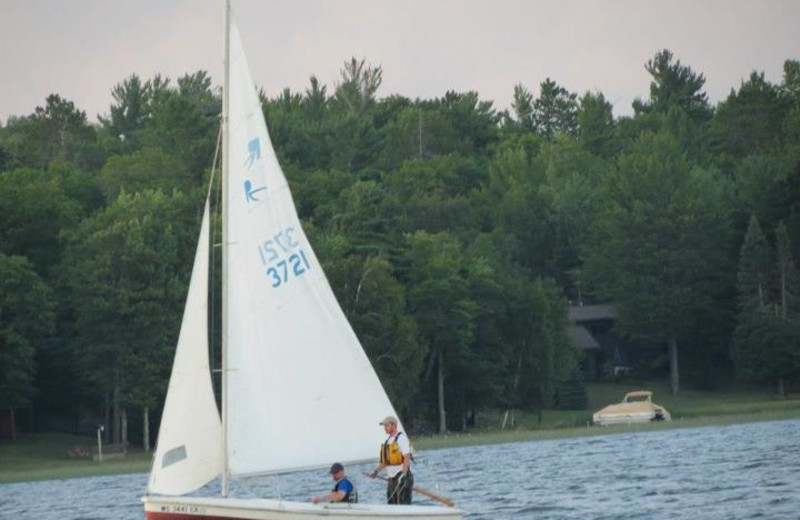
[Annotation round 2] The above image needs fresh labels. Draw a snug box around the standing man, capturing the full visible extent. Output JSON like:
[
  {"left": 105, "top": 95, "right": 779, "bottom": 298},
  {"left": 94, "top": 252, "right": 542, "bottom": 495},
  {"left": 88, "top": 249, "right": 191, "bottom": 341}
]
[
  {"left": 369, "top": 415, "right": 413, "bottom": 504},
  {"left": 311, "top": 462, "right": 357, "bottom": 504}
]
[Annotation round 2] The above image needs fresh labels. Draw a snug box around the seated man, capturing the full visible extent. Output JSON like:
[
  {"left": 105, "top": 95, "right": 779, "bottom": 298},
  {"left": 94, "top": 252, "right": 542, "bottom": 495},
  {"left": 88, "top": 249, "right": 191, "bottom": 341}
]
[{"left": 311, "top": 463, "right": 358, "bottom": 504}]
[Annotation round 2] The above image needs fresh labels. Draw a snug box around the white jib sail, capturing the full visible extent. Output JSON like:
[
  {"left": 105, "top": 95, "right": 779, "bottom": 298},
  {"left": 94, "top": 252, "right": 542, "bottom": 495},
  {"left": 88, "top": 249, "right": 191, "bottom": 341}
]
[
  {"left": 225, "top": 15, "right": 403, "bottom": 477},
  {"left": 148, "top": 200, "right": 222, "bottom": 495}
]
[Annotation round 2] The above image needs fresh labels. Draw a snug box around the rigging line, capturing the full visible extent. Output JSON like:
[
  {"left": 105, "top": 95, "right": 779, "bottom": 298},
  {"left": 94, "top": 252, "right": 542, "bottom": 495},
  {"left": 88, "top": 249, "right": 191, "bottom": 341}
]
[
  {"left": 209, "top": 123, "right": 223, "bottom": 398},
  {"left": 387, "top": 475, "right": 404, "bottom": 504},
  {"left": 207, "top": 124, "right": 223, "bottom": 201}
]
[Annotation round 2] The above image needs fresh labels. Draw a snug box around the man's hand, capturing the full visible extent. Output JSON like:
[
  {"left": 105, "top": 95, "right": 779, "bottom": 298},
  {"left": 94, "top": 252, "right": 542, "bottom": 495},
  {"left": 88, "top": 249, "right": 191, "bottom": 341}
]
[{"left": 369, "top": 469, "right": 378, "bottom": 478}]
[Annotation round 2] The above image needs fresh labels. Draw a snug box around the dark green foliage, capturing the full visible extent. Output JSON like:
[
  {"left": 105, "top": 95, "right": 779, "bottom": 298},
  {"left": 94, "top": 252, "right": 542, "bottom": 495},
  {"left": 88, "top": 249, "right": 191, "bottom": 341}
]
[
  {"left": 737, "top": 216, "right": 773, "bottom": 311},
  {"left": 0, "top": 168, "right": 83, "bottom": 275},
  {"left": 577, "top": 91, "right": 616, "bottom": 158},
  {"left": 781, "top": 60, "right": 800, "bottom": 105},
  {"left": 2, "top": 95, "right": 101, "bottom": 171},
  {"left": 710, "top": 72, "right": 791, "bottom": 159},
  {"left": 734, "top": 218, "right": 800, "bottom": 394},
  {"left": 633, "top": 49, "right": 712, "bottom": 124},
  {"left": 732, "top": 155, "right": 786, "bottom": 229},
  {"left": 59, "top": 190, "right": 201, "bottom": 410},
  {"left": 776, "top": 222, "right": 799, "bottom": 317},
  {"left": 0, "top": 141, "right": 11, "bottom": 172},
  {"left": 511, "top": 84, "right": 535, "bottom": 131},
  {"left": 734, "top": 310, "right": 800, "bottom": 392},
  {"left": 44, "top": 161, "right": 104, "bottom": 216},
  {"left": 581, "top": 132, "right": 732, "bottom": 393},
  {"left": 538, "top": 138, "right": 608, "bottom": 286},
  {"left": 98, "top": 74, "right": 152, "bottom": 145},
  {"left": 510, "top": 79, "right": 578, "bottom": 140},
  {"left": 334, "top": 57, "right": 383, "bottom": 115},
  {"left": 557, "top": 361, "right": 588, "bottom": 410},
  {"left": 504, "top": 277, "right": 575, "bottom": 410},
  {"left": 99, "top": 148, "right": 192, "bottom": 201},
  {"left": 0, "top": 255, "right": 55, "bottom": 408},
  {"left": 143, "top": 93, "right": 218, "bottom": 177},
  {"left": 1, "top": 49, "right": 799, "bottom": 437},
  {"left": 533, "top": 79, "right": 579, "bottom": 140}
]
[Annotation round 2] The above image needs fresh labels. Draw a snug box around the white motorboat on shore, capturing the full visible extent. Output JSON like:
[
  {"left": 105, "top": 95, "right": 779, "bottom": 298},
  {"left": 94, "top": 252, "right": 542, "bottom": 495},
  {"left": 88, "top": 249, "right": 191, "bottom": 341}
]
[{"left": 592, "top": 391, "right": 671, "bottom": 426}]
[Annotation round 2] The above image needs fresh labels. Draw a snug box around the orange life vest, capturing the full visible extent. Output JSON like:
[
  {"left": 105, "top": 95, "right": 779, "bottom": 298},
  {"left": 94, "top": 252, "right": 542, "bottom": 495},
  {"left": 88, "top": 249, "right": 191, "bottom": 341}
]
[{"left": 379, "top": 432, "right": 405, "bottom": 465}]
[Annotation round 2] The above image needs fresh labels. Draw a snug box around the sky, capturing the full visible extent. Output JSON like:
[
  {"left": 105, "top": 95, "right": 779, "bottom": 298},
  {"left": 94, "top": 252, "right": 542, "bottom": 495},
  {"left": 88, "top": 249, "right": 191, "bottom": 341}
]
[{"left": 1, "top": 0, "right": 798, "bottom": 125}]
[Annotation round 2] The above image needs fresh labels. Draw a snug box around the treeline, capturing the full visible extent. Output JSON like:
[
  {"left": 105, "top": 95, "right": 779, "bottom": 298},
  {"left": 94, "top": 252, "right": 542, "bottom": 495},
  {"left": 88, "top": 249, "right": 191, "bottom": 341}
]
[{"left": 1, "top": 51, "right": 799, "bottom": 444}]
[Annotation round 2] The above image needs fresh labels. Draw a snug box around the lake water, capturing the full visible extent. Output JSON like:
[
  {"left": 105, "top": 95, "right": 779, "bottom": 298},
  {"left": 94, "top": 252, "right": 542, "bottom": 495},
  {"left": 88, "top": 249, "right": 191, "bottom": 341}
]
[{"left": 2, "top": 419, "right": 798, "bottom": 519}]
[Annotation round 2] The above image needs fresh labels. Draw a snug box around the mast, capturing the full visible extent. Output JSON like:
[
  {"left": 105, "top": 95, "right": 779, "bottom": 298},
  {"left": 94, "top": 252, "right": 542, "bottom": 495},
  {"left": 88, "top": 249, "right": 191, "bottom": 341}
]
[{"left": 221, "top": 0, "right": 231, "bottom": 498}]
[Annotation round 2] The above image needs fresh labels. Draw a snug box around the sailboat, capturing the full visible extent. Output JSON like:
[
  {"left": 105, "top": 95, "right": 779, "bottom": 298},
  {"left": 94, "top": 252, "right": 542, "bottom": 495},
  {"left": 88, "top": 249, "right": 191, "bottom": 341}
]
[{"left": 141, "top": 2, "right": 462, "bottom": 519}]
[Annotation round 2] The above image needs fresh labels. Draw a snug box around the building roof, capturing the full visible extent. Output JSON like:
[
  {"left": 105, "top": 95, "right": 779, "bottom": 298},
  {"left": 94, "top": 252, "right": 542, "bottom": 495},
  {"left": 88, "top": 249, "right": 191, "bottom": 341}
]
[
  {"left": 568, "top": 325, "right": 601, "bottom": 350},
  {"left": 568, "top": 304, "right": 617, "bottom": 323}
]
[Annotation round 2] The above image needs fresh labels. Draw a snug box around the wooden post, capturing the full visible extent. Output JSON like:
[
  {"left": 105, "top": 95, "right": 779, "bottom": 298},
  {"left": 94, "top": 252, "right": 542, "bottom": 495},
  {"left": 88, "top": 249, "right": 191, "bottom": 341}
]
[
  {"left": 143, "top": 407, "right": 150, "bottom": 452},
  {"left": 437, "top": 351, "right": 446, "bottom": 434},
  {"left": 121, "top": 407, "right": 128, "bottom": 447},
  {"left": 9, "top": 406, "right": 16, "bottom": 441},
  {"left": 104, "top": 392, "right": 110, "bottom": 442},
  {"left": 669, "top": 337, "right": 679, "bottom": 395},
  {"left": 97, "top": 426, "right": 104, "bottom": 463},
  {"left": 113, "top": 386, "right": 121, "bottom": 444}
]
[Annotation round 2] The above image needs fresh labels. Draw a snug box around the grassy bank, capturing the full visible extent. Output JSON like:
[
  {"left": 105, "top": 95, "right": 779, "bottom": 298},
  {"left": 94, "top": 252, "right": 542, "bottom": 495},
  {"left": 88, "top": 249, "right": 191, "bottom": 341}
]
[
  {"left": 0, "top": 433, "right": 152, "bottom": 483},
  {"left": 3, "top": 382, "right": 799, "bottom": 483},
  {"left": 415, "top": 381, "right": 800, "bottom": 449}
]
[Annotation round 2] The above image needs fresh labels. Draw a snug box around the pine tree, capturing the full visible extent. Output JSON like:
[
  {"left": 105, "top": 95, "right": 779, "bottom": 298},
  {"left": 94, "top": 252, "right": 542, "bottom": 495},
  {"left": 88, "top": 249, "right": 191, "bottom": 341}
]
[
  {"left": 737, "top": 216, "right": 773, "bottom": 312},
  {"left": 774, "top": 222, "right": 800, "bottom": 395},
  {"left": 734, "top": 218, "right": 800, "bottom": 396}
]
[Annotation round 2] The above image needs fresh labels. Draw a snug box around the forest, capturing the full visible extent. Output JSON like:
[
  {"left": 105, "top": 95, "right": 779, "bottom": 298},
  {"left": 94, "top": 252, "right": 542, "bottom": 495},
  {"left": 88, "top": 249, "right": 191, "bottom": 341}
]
[{"left": 1, "top": 50, "right": 799, "bottom": 446}]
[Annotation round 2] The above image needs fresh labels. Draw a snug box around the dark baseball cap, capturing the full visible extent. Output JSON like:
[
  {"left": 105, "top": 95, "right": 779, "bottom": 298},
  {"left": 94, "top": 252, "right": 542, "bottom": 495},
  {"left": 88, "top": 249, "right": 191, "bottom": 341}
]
[{"left": 329, "top": 462, "right": 344, "bottom": 474}]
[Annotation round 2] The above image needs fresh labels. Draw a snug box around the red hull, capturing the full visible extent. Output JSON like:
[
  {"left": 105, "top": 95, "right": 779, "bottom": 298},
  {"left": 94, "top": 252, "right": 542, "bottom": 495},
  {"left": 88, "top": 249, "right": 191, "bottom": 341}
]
[{"left": 147, "top": 514, "right": 236, "bottom": 520}]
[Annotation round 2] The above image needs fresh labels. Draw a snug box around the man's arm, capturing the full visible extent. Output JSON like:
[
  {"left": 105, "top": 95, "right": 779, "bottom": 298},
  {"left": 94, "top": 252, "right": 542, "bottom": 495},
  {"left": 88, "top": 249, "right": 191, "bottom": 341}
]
[
  {"left": 399, "top": 434, "right": 412, "bottom": 477},
  {"left": 311, "top": 490, "right": 345, "bottom": 504},
  {"left": 369, "top": 462, "right": 386, "bottom": 478}
]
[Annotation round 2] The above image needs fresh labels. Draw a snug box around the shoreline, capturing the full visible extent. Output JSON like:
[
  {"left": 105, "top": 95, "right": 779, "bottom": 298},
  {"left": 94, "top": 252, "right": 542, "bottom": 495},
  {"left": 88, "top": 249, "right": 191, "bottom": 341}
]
[
  {"left": 2, "top": 408, "right": 799, "bottom": 484},
  {"left": 414, "top": 408, "right": 800, "bottom": 450}
]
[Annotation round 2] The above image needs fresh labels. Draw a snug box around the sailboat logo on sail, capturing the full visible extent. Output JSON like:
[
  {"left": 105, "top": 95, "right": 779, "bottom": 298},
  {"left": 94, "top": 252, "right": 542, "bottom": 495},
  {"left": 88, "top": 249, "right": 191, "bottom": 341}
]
[
  {"left": 244, "top": 179, "right": 265, "bottom": 202},
  {"left": 246, "top": 138, "right": 261, "bottom": 168},
  {"left": 244, "top": 137, "right": 266, "bottom": 202}
]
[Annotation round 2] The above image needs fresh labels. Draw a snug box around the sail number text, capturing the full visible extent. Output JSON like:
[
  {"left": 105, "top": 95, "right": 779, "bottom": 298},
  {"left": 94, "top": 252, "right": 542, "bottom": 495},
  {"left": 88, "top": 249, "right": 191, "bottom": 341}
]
[{"left": 256, "top": 227, "right": 312, "bottom": 288}]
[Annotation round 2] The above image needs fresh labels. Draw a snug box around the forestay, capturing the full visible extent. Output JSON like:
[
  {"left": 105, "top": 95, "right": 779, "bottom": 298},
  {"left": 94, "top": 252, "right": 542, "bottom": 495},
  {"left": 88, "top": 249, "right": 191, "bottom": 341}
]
[
  {"left": 224, "top": 16, "right": 402, "bottom": 477},
  {"left": 148, "top": 201, "right": 222, "bottom": 495}
]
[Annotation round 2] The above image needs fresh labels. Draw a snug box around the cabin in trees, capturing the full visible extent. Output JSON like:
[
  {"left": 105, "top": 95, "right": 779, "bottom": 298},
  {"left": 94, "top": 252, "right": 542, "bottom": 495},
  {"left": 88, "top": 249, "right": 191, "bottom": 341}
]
[{"left": 568, "top": 304, "right": 629, "bottom": 381}]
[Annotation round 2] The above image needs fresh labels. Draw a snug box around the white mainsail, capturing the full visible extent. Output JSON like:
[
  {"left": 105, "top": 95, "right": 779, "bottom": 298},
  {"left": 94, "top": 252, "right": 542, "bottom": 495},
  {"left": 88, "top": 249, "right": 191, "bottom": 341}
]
[
  {"left": 224, "top": 16, "right": 402, "bottom": 477},
  {"left": 148, "top": 201, "right": 222, "bottom": 495}
]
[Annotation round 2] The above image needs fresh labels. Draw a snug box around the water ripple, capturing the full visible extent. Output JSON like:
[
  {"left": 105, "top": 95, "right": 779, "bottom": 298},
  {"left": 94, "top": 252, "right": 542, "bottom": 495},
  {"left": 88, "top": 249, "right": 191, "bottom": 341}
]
[{"left": 1, "top": 419, "right": 799, "bottom": 519}]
